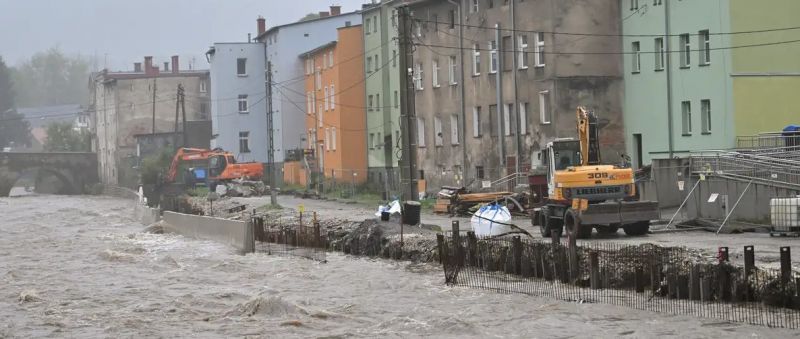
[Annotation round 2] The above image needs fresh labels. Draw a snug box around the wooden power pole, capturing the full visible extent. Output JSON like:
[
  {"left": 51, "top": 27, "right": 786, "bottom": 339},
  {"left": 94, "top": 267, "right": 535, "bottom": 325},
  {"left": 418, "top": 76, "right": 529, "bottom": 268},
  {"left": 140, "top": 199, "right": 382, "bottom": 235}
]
[
  {"left": 151, "top": 78, "right": 157, "bottom": 134},
  {"left": 266, "top": 60, "right": 278, "bottom": 205},
  {"left": 397, "top": 6, "right": 418, "bottom": 201}
]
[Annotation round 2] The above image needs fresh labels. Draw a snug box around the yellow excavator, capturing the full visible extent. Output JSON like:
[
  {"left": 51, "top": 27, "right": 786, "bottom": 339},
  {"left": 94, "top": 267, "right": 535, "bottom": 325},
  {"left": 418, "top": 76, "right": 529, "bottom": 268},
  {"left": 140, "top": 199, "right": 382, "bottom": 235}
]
[{"left": 531, "top": 107, "right": 659, "bottom": 239}]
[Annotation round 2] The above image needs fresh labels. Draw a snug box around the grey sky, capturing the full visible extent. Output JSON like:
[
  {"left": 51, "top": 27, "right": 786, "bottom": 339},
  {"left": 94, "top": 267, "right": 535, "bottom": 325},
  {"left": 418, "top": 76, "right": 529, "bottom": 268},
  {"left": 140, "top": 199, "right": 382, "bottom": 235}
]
[{"left": 0, "top": 0, "right": 368, "bottom": 70}]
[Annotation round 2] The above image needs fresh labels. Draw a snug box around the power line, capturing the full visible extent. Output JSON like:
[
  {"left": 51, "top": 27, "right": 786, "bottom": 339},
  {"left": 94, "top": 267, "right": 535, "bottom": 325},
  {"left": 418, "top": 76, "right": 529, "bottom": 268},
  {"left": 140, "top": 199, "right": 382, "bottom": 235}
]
[
  {"left": 412, "top": 38, "right": 800, "bottom": 56},
  {"left": 412, "top": 18, "right": 800, "bottom": 38}
]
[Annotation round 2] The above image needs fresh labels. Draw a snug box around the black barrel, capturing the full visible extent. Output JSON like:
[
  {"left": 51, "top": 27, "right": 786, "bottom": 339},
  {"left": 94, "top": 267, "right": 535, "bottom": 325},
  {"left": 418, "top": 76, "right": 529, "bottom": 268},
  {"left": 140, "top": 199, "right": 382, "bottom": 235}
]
[
  {"left": 403, "top": 201, "right": 421, "bottom": 225},
  {"left": 380, "top": 211, "right": 391, "bottom": 221}
]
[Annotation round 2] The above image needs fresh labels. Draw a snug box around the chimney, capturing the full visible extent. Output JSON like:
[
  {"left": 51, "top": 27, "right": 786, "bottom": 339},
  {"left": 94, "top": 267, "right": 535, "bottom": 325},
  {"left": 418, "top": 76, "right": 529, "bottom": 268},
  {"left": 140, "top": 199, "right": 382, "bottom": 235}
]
[
  {"left": 319, "top": 11, "right": 330, "bottom": 18},
  {"left": 163, "top": 62, "right": 169, "bottom": 72},
  {"left": 144, "top": 56, "right": 154, "bottom": 75},
  {"left": 134, "top": 62, "right": 142, "bottom": 73},
  {"left": 257, "top": 16, "right": 266, "bottom": 36},
  {"left": 171, "top": 55, "right": 180, "bottom": 74},
  {"left": 330, "top": 6, "right": 341, "bottom": 16}
]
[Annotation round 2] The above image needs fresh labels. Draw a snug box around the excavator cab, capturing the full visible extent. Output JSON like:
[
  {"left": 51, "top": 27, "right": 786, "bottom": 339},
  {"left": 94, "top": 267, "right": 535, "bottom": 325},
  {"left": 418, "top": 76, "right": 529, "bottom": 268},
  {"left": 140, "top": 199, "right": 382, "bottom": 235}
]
[{"left": 208, "top": 154, "right": 236, "bottom": 178}]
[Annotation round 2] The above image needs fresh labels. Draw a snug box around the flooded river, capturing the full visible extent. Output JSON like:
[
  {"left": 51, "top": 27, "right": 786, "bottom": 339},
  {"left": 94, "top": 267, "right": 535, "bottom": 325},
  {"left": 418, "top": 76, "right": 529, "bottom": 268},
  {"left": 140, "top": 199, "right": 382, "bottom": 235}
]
[{"left": 1, "top": 195, "right": 797, "bottom": 338}]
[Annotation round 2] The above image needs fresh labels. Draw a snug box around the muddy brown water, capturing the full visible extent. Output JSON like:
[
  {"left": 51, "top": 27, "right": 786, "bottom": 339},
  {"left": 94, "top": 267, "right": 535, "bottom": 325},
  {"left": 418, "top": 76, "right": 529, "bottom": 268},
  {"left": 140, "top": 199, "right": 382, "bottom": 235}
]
[{"left": 1, "top": 194, "right": 798, "bottom": 338}]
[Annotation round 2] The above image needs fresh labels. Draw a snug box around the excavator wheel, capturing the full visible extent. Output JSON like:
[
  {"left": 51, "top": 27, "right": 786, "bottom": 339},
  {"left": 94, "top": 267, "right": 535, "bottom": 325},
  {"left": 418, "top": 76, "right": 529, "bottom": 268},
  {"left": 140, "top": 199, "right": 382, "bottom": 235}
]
[
  {"left": 596, "top": 223, "right": 620, "bottom": 235},
  {"left": 539, "top": 207, "right": 563, "bottom": 238},
  {"left": 565, "top": 209, "right": 592, "bottom": 240},
  {"left": 623, "top": 221, "right": 651, "bottom": 236}
]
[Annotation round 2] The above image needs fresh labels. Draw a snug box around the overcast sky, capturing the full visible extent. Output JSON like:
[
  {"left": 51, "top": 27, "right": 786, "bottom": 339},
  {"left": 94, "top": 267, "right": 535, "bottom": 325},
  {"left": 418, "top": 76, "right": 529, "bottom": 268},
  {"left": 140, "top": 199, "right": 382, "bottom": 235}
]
[{"left": 0, "top": 0, "right": 368, "bottom": 70}]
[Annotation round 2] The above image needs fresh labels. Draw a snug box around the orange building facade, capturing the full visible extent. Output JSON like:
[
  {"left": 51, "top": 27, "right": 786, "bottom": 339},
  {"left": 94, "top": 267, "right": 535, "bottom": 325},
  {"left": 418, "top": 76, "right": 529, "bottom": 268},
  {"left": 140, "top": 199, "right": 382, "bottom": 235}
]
[{"left": 292, "top": 24, "right": 366, "bottom": 186}]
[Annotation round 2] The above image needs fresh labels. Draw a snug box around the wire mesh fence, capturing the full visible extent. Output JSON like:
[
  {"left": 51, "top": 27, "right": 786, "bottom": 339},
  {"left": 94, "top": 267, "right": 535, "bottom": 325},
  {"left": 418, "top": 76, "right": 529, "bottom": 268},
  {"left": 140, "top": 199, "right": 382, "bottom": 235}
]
[
  {"left": 438, "top": 231, "right": 800, "bottom": 329},
  {"left": 251, "top": 214, "right": 329, "bottom": 262}
]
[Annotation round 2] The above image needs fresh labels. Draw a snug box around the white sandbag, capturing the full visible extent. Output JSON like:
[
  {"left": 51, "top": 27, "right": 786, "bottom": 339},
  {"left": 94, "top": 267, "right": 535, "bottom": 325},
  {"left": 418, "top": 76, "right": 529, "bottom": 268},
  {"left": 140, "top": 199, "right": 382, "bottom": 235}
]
[
  {"left": 470, "top": 204, "right": 513, "bottom": 237},
  {"left": 375, "top": 200, "right": 402, "bottom": 217}
]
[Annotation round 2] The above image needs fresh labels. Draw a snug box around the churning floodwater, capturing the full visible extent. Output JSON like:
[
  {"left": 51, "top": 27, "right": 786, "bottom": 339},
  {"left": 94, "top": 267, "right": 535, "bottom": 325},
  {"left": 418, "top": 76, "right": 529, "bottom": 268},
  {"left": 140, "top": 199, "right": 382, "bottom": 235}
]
[{"left": 1, "top": 194, "right": 797, "bottom": 338}]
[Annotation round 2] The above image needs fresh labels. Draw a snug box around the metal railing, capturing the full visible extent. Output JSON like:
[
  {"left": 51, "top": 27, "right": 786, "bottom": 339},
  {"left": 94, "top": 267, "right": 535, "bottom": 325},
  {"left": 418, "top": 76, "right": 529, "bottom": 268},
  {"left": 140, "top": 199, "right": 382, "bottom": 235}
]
[
  {"left": 690, "top": 150, "right": 800, "bottom": 189},
  {"left": 737, "top": 133, "right": 800, "bottom": 150},
  {"left": 490, "top": 172, "right": 528, "bottom": 190}
]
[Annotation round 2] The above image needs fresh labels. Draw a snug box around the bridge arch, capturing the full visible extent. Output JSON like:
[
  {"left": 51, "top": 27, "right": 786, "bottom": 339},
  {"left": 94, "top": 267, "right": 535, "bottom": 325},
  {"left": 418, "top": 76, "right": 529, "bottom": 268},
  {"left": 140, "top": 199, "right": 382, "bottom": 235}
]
[{"left": 0, "top": 152, "right": 98, "bottom": 197}]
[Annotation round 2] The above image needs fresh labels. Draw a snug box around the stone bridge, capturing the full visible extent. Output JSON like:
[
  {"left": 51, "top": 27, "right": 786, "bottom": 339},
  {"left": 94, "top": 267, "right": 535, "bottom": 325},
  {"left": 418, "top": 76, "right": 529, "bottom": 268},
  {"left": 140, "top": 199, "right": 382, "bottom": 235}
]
[{"left": 0, "top": 152, "right": 99, "bottom": 197}]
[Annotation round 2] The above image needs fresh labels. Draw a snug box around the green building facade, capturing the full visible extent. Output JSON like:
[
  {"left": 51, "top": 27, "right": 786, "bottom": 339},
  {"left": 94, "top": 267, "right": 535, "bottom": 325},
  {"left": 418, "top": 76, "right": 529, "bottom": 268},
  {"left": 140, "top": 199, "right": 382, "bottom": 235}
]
[
  {"left": 621, "top": 0, "right": 734, "bottom": 167},
  {"left": 362, "top": 1, "right": 402, "bottom": 187},
  {"left": 730, "top": 0, "right": 800, "bottom": 138}
]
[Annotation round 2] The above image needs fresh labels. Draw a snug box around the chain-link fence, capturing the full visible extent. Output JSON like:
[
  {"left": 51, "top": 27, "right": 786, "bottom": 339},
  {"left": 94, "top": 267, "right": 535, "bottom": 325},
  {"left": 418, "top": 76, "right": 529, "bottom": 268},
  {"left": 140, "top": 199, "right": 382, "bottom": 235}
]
[
  {"left": 438, "top": 231, "right": 800, "bottom": 329},
  {"left": 251, "top": 213, "right": 328, "bottom": 262}
]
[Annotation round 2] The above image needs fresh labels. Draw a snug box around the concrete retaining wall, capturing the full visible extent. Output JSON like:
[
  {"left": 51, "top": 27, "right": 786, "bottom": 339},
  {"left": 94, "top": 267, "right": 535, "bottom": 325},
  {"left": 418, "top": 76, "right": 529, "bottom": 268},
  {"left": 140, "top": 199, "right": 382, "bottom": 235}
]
[
  {"left": 685, "top": 178, "right": 800, "bottom": 224},
  {"left": 162, "top": 211, "right": 254, "bottom": 253},
  {"left": 637, "top": 158, "right": 691, "bottom": 209},
  {"left": 103, "top": 185, "right": 140, "bottom": 200},
  {"left": 134, "top": 203, "right": 160, "bottom": 225}
]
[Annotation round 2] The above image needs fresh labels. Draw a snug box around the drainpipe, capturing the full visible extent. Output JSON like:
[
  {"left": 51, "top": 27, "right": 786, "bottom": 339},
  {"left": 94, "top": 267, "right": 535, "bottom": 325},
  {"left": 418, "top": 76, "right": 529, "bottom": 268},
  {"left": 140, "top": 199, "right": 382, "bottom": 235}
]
[
  {"left": 447, "top": 0, "right": 467, "bottom": 185},
  {"left": 495, "top": 23, "right": 506, "bottom": 168},
  {"left": 665, "top": 0, "right": 675, "bottom": 158},
  {"left": 510, "top": 0, "right": 521, "bottom": 176}
]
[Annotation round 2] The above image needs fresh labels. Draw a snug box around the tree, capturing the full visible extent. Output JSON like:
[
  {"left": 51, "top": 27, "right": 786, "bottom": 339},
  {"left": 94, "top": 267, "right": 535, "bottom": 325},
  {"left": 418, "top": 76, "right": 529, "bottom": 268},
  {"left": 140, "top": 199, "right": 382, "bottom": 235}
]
[
  {"left": 0, "top": 56, "right": 31, "bottom": 148},
  {"left": 43, "top": 122, "right": 90, "bottom": 152},
  {"left": 11, "top": 47, "right": 92, "bottom": 107},
  {"left": 298, "top": 13, "right": 321, "bottom": 22}
]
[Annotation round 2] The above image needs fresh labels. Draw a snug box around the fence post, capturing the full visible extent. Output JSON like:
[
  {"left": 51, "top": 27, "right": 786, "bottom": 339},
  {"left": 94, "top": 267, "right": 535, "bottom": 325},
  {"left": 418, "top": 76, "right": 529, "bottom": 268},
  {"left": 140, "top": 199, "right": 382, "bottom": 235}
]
[
  {"left": 744, "top": 245, "right": 755, "bottom": 301},
  {"left": 314, "top": 221, "right": 321, "bottom": 248},
  {"left": 467, "top": 231, "right": 477, "bottom": 266},
  {"left": 436, "top": 233, "right": 445, "bottom": 264},
  {"left": 689, "top": 264, "right": 701, "bottom": 300},
  {"left": 512, "top": 236, "right": 522, "bottom": 275},
  {"left": 718, "top": 247, "right": 731, "bottom": 301},
  {"left": 451, "top": 221, "right": 461, "bottom": 268},
  {"left": 590, "top": 251, "right": 600, "bottom": 290},
  {"left": 780, "top": 247, "right": 791, "bottom": 286},
  {"left": 635, "top": 266, "right": 645, "bottom": 293}
]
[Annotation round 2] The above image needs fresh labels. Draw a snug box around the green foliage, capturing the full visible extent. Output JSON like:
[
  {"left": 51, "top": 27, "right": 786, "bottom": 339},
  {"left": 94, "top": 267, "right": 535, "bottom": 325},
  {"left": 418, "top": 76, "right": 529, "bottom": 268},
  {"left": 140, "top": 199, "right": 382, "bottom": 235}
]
[
  {"left": 11, "top": 47, "right": 92, "bottom": 107},
  {"left": 140, "top": 149, "right": 173, "bottom": 186},
  {"left": 0, "top": 56, "right": 31, "bottom": 148},
  {"left": 186, "top": 186, "right": 210, "bottom": 197},
  {"left": 297, "top": 12, "right": 321, "bottom": 22},
  {"left": 43, "top": 122, "right": 90, "bottom": 152}
]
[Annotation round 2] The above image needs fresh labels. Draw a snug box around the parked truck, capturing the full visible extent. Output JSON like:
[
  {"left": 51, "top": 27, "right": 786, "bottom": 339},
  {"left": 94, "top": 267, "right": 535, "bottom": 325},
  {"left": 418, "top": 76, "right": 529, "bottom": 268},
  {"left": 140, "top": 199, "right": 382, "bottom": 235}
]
[{"left": 531, "top": 107, "right": 659, "bottom": 239}]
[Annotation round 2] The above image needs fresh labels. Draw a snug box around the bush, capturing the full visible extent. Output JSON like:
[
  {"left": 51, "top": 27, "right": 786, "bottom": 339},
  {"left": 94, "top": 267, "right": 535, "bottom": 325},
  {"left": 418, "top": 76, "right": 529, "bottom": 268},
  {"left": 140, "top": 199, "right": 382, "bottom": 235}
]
[{"left": 140, "top": 150, "right": 173, "bottom": 186}]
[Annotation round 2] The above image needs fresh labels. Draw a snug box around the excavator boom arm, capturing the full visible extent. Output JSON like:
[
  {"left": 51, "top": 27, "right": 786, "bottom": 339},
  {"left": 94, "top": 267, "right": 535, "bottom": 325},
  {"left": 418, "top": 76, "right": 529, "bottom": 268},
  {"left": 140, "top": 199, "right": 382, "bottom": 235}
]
[{"left": 576, "top": 107, "right": 602, "bottom": 166}]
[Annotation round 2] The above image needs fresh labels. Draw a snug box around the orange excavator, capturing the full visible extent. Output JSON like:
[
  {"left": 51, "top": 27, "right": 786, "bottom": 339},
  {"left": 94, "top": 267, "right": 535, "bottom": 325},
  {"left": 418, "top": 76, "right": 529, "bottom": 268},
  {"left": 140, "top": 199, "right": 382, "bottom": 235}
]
[{"left": 165, "top": 148, "right": 264, "bottom": 187}]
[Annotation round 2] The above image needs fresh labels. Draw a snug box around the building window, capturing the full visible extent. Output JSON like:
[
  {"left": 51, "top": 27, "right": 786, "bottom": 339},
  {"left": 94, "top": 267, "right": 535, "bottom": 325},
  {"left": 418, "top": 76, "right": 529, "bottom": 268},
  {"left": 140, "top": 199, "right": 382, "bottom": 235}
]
[
  {"left": 631, "top": 41, "right": 641, "bottom": 73},
  {"left": 392, "top": 50, "right": 397, "bottom": 67},
  {"left": 434, "top": 117, "right": 443, "bottom": 146},
  {"left": 331, "top": 128, "right": 337, "bottom": 151},
  {"left": 200, "top": 102, "right": 208, "bottom": 119},
  {"left": 366, "top": 56, "right": 372, "bottom": 73},
  {"left": 655, "top": 37, "right": 665, "bottom": 71},
  {"left": 325, "top": 128, "right": 330, "bottom": 151},
  {"left": 374, "top": 54, "right": 379, "bottom": 72},
  {"left": 237, "top": 58, "right": 247, "bottom": 76},
  {"left": 534, "top": 32, "right": 545, "bottom": 67},
  {"left": 470, "top": 0, "right": 479, "bottom": 13},
  {"left": 630, "top": 0, "right": 639, "bottom": 11},
  {"left": 376, "top": 93, "right": 380, "bottom": 111},
  {"left": 238, "top": 95, "right": 248, "bottom": 113},
  {"left": 472, "top": 106, "right": 482, "bottom": 138},
  {"left": 448, "top": 10, "right": 455, "bottom": 29},
  {"left": 200, "top": 80, "right": 207, "bottom": 93},
  {"left": 476, "top": 166, "right": 485, "bottom": 180},
  {"left": 323, "top": 54, "right": 327, "bottom": 69},
  {"left": 450, "top": 114, "right": 460, "bottom": 145},
  {"left": 519, "top": 102, "right": 529, "bottom": 135},
  {"left": 324, "top": 86, "right": 329, "bottom": 111},
  {"left": 472, "top": 44, "right": 481, "bottom": 75},
  {"left": 366, "top": 18, "right": 371, "bottom": 34},
  {"left": 699, "top": 30, "right": 711, "bottom": 65},
  {"left": 307, "top": 92, "right": 312, "bottom": 113},
  {"left": 448, "top": 56, "right": 458, "bottom": 85},
  {"left": 368, "top": 94, "right": 374, "bottom": 111},
  {"left": 518, "top": 35, "right": 529, "bottom": 69},
  {"left": 306, "top": 59, "right": 312, "bottom": 74},
  {"left": 681, "top": 101, "right": 692, "bottom": 135},
  {"left": 432, "top": 60, "right": 441, "bottom": 88},
  {"left": 503, "top": 104, "right": 514, "bottom": 136},
  {"left": 489, "top": 40, "right": 498, "bottom": 73},
  {"left": 701, "top": 99, "right": 711, "bottom": 134},
  {"left": 539, "top": 91, "right": 550, "bottom": 124},
  {"left": 394, "top": 90, "right": 399, "bottom": 108},
  {"left": 239, "top": 132, "right": 250, "bottom": 153},
  {"left": 488, "top": 104, "right": 498, "bottom": 137},
  {"left": 330, "top": 84, "right": 335, "bottom": 109},
  {"left": 315, "top": 68, "right": 321, "bottom": 89},
  {"left": 369, "top": 133, "right": 375, "bottom": 149},
  {"left": 653, "top": 0, "right": 662, "bottom": 5},
  {"left": 417, "top": 118, "right": 426, "bottom": 147},
  {"left": 373, "top": 15, "right": 378, "bottom": 33},
  {"left": 679, "top": 34, "right": 691, "bottom": 68},
  {"left": 414, "top": 63, "right": 424, "bottom": 90}
]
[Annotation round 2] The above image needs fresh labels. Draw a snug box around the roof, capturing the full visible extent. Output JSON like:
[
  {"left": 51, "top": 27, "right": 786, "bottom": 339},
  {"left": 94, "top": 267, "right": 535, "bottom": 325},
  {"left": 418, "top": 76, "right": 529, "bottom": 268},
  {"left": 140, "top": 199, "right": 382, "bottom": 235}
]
[
  {"left": 298, "top": 41, "right": 338, "bottom": 59},
  {"left": 256, "top": 10, "right": 362, "bottom": 41},
  {"left": 99, "top": 70, "right": 209, "bottom": 81},
  {"left": 17, "top": 104, "right": 84, "bottom": 128}
]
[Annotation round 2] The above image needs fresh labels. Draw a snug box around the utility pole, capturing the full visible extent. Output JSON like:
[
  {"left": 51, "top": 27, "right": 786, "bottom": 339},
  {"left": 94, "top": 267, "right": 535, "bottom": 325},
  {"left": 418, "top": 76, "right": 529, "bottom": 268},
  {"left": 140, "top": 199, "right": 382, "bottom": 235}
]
[
  {"left": 664, "top": 0, "right": 675, "bottom": 158},
  {"left": 266, "top": 60, "right": 278, "bottom": 205},
  {"left": 173, "top": 84, "right": 180, "bottom": 149},
  {"left": 495, "top": 23, "right": 506, "bottom": 168},
  {"left": 180, "top": 84, "right": 187, "bottom": 147},
  {"left": 397, "top": 6, "right": 418, "bottom": 201},
  {"left": 151, "top": 78, "right": 157, "bottom": 134}
]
